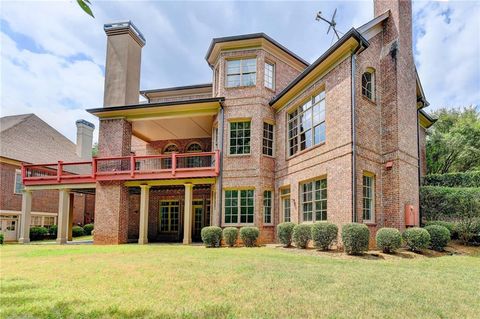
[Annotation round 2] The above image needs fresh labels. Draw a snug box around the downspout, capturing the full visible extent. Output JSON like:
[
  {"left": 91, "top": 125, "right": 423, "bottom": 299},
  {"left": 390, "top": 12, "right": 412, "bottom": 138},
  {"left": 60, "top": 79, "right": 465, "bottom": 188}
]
[
  {"left": 351, "top": 52, "right": 357, "bottom": 223},
  {"left": 416, "top": 109, "right": 422, "bottom": 225},
  {"left": 217, "top": 103, "right": 225, "bottom": 226}
]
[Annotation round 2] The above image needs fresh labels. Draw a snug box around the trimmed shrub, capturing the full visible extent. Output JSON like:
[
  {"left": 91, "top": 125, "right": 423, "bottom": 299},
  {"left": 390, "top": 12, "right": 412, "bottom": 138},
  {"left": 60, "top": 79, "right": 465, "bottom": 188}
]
[
  {"left": 457, "top": 217, "right": 480, "bottom": 245},
  {"left": 83, "top": 223, "right": 94, "bottom": 235},
  {"left": 292, "top": 224, "right": 312, "bottom": 249},
  {"left": 0, "top": 233, "right": 4, "bottom": 244},
  {"left": 376, "top": 228, "right": 402, "bottom": 253},
  {"left": 423, "top": 172, "right": 480, "bottom": 188},
  {"left": 72, "top": 226, "right": 85, "bottom": 237},
  {"left": 425, "top": 221, "right": 457, "bottom": 239},
  {"left": 403, "top": 227, "right": 430, "bottom": 252},
  {"left": 239, "top": 227, "right": 260, "bottom": 247},
  {"left": 48, "top": 225, "right": 58, "bottom": 236},
  {"left": 342, "top": 223, "right": 370, "bottom": 255},
  {"left": 425, "top": 225, "right": 450, "bottom": 251},
  {"left": 277, "top": 222, "right": 295, "bottom": 247},
  {"left": 420, "top": 186, "right": 480, "bottom": 221},
  {"left": 201, "top": 226, "right": 222, "bottom": 247},
  {"left": 30, "top": 226, "right": 48, "bottom": 241},
  {"left": 311, "top": 222, "right": 338, "bottom": 250},
  {"left": 223, "top": 227, "right": 238, "bottom": 247}
]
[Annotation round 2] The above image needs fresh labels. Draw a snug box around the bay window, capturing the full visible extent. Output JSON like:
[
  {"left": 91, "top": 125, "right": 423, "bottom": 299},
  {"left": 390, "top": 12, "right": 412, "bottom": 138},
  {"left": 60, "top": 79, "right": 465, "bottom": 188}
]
[{"left": 226, "top": 58, "right": 256, "bottom": 87}]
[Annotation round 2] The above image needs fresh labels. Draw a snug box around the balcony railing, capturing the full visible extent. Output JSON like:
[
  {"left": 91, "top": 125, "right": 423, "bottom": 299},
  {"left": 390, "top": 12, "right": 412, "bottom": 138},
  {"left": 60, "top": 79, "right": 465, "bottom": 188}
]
[{"left": 22, "top": 151, "right": 220, "bottom": 186}]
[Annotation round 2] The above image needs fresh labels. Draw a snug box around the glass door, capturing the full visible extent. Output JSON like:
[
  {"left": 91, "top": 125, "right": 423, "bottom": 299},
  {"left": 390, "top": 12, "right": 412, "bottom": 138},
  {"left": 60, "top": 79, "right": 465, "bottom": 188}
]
[{"left": 192, "top": 200, "right": 203, "bottom": 241}]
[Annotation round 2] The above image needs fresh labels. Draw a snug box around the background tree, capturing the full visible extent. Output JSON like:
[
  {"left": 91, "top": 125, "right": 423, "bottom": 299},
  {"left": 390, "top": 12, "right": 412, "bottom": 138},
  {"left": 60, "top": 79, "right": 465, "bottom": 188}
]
[
  {"left": 426, "top": 106, "right": 480, "bottom": 174},
  {"left": 77, "top": 0, "right": 94, "bottom": 18}
]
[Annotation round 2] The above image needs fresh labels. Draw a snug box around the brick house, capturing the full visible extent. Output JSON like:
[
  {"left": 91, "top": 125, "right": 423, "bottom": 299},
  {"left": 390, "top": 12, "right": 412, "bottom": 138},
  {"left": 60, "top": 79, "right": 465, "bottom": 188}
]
[
  {"left": 19, "top": 0, "right": 435, "bottom": 245},
  {"left": 0, "top": 114, "right": 95, "bottom": 241}
]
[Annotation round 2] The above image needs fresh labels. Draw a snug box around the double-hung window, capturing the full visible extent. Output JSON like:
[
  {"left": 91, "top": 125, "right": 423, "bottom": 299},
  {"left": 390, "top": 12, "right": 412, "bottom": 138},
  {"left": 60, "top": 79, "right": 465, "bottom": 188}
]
[
  {"left": 264, "top": 62, "right": 275, "bottom": 89},
  {"left": 263, "top": 190, "right": 272, "bottom": 224},
  {"left": 288, "top": 91, "right": 326, "bottom": 156},
  {"left": 262, "top": 122, "right": 274, "bottom": 156},
  {"left": 14, "top": 170, "right": 23, "bottom": 194},
  {"left": 224, "top": 189, "right": 255, "bottom": 224},
  {"left": 229, "top": 121, "right": 251, "bottom": 155},
  {"left": 226, "top": 58, "right": 256, "bottom": 87},
  {"left": 362, "top": 174, "right": 375, "bottom": 222},
  {"left": 300, "top": 178, "right": 327, "bottom": 222},
  {"left": 280, "top": 187, "right": 291, "bottom": 222}
]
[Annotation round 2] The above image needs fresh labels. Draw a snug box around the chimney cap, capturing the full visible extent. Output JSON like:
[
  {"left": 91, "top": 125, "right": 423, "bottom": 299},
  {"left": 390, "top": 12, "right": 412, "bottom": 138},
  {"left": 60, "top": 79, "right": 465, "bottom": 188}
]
[
  {"left": 76, "top": 119, "right": 95, "bottom": 130},
  {"left": 104, "top": 21, "right": 146, "bottom": 46}
]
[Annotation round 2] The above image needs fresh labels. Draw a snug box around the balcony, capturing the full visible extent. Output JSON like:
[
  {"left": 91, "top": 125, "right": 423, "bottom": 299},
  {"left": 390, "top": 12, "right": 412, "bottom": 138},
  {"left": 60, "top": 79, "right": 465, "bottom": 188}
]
[{"left": 22, "top": 151, "right": 220, "bottom": 186}]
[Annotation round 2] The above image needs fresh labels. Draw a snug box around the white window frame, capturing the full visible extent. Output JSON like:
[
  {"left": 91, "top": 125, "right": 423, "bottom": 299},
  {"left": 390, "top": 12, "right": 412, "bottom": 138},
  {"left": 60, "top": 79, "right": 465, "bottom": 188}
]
[
  {"left": 300, "top": 178, "right": 327, "bottom": 222},
  {"left": 263, "top": 190, "right": 273, "bottom": 225},
  {"left": 228, "top": 120, "right": 251, "bottom": 156},
  {"left": 226, "top": 58, "right": 257, "bottom": 88},
  {"left": 264, "top": 61, "right": 275, "bottom": 90},
  {"left": 362, "top": 69, "right": 375, "bottom": 101},
  {"left": 223, "top": 189, "right": 255, "bottom": 225},
  {"left": 262, "top": 122, "right": 274, "bottom": 157},
  {"left": 14, "top": 169, "right": 23, "bottom": 194},
  {"left": 280, "top": 187, "right": 291, "bottom": 223},
  {"left": 362, "top": 173, "right": 375, "bottom": 223},
  {"left": 287, "top": 91, "right": 326, "bottom": 157}
]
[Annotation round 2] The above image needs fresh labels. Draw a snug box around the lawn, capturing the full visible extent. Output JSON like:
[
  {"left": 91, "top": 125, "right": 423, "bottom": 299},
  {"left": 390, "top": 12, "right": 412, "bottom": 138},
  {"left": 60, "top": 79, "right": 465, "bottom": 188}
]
[{"left": 1, "top": 244, "right": 479, "bottom": 319}]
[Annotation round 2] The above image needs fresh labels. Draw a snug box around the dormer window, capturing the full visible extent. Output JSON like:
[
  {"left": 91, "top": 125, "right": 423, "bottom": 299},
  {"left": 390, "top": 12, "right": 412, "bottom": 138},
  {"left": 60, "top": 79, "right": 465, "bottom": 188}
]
[
  {"left": 362, "top": 69, "right": 375, "bottom": 101},
  {"left": 226, "top": 58, "right": 256, "bottom": 87}
]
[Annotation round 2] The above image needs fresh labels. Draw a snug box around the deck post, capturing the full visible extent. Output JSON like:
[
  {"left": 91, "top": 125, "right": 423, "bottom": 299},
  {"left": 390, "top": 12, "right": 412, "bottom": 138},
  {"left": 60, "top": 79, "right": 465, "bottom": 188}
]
[
  {"left": 138, "top": 185, "right": 151, "bottom": 244},
  {"left": 183, "top": 183, "right": 193, "bottom": 245},
  {"left": 18, "top": 190, "right": 32, "bottom": 243},
  {"left": 67, "top": 192, "right": 74, "bottom": 241},
  {"left": 57, "top": 189, "right": 71, "bottom": 244}
]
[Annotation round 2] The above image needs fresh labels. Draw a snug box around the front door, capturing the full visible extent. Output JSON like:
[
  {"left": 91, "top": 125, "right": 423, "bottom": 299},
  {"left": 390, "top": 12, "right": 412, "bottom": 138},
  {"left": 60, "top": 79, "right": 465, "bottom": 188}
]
[
  {"left": 192, "top": 200, "right": 203, "bottom": 242},
  {"left": 0, "top": 216, "right": 18, "bottom": 241},
  {"left": 159, "top": 201, "right": 180, "bottom": 242}
]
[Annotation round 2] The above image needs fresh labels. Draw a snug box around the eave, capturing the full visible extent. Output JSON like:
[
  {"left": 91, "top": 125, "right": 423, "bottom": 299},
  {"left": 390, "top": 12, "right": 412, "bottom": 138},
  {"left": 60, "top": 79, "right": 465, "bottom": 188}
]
[
  {"left": 140, "top": 83, "right": 212, "bottom": 101},
  {"left": 419, "top": 109, "right": 436, "bottom": 128},
  {"left": 269, "top": 28, "right": 369, "bottom": 109}
]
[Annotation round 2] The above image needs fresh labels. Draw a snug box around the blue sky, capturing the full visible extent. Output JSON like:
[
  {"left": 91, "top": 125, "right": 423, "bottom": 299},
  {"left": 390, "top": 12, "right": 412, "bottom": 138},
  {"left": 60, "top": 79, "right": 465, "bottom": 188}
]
[{"left": 1, "top": 0, "right": 479, "bottom": 142}]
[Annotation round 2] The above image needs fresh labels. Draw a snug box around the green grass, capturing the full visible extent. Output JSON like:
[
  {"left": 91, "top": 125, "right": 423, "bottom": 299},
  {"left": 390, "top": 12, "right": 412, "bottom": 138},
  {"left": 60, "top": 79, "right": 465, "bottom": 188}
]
[{"left": 1, "top": 245, "right": 479, "bottom": 319}]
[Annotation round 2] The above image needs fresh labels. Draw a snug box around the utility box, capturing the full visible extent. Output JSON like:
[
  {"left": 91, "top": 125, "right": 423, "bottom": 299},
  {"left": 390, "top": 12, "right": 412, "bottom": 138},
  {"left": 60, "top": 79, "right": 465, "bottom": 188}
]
[{"left": 404, "top": 204, "right": 418, "bottom": 227}]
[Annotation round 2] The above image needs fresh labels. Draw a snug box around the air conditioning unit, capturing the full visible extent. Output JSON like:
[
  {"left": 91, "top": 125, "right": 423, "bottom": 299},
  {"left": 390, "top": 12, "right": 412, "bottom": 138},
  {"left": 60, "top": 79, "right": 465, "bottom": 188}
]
[{"left": 404, "top": 204, "right": 418, "bottom": 227}]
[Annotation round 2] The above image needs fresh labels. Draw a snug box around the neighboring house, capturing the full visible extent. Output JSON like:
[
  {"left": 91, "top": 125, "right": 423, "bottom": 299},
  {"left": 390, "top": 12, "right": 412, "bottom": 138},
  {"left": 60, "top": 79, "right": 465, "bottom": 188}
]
[
  {"left": 0, "top": 114, "right": 95, "bottom": 241},
  {"left": 19, "top": 0, "right": 435, "bottom": 245}
]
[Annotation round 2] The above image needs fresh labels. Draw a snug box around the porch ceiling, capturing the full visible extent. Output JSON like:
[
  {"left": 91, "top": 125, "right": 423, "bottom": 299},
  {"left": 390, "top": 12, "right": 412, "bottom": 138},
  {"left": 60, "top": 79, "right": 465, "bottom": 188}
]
[{"left": 133, "top": 115, "right": 213, "bottom": 141}]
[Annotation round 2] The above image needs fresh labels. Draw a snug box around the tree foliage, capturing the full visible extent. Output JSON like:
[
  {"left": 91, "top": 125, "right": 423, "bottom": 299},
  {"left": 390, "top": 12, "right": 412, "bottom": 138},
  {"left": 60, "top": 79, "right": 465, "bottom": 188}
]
[
  {"left": 426, "top": 106, "right": 480, "bottom": 174},
  {"left": 77, "top": 0, "right": 94, "bottom": 18}
]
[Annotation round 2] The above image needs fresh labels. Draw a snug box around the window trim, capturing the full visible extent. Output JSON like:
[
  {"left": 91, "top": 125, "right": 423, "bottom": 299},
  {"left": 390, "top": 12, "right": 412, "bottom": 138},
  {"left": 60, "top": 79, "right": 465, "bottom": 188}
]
[
  {"left": 262, "top": 121, "right": 275, "bottom": 157},
  {"left": 14, "top": 169, "right": 23, "bottom": 194},
  {"left": 227, "top": 119, "right": 252, "bottom": 156},
  {"left": 362, "top": 172, "right": 375, "bottom": 223},
  {"left": 264, "top": 61, "right": 275, "bottom": 90},
  {"left": 225, "top": 57, "right": 257, "bottom": 88},
  {"left": 299, "top": 177, "right": 328, "bottom": 223},
  {"left": 263, "top": 190, "right": 274, "bottom": 225},
  {"left": 223, "top": 188, "right": 255, "bottom": 226}
]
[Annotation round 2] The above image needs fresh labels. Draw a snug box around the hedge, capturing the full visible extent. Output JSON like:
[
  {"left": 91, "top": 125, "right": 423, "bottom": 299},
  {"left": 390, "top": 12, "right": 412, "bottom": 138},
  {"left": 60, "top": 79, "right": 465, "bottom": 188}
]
[
  {"left": 223, "top": 227, "right": 238, "bottom": 247},
  {"left": 311, "top": 222, "right": 338, "bottom": 250},
  {"left": 239, "top": 227, "right": 259, "bottom": 247},
  {"left": 342, "top": 223, "right": 370, "bottom": 255},
  {"left": 376, "top": 228, "right": 402, "bottom": 253},
  {"left": 292, "top": 224, "right": 311, "bottom": 249},
  {"left": 83, "top": 224, "right": 94, "bottom": 235},
  {"left": 424, "top": 221, "right": 457, "bottom": 239},
  {"left": 420, "top": 186, "right": 480, "bottom": 221},
  {"left": 403, "top": 227, "right": 430, "bottom": 252},
  {"left": 72, "top": 226, "right": 85, "bottom": 237},
  {"left": 201, "top": 226, "right": 222, "bottom": 247},
  {"left": 277, "top": 222, "right": 295, "bottom": 247},
  {"left": 30, "top": 226, "right": 48, "bottom": 241},
  {"left": 0, "top": 233, "right": 4, "bottom": 244},
  {"left": 423, "top": 172, "right": 480, "bottom": 188},
  {"left": 425, "top": 225, "right": 450, "bottom": 251}
]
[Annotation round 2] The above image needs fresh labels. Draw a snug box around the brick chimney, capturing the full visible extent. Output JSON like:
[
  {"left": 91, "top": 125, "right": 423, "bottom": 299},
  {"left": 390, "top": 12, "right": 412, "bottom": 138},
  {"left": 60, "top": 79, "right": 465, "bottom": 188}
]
[
  {"left": 75, "top": 119, "right": 95, "bottom": 160},
  {"left": 103, "top": 21, "right": 146, "bottom": 107}
]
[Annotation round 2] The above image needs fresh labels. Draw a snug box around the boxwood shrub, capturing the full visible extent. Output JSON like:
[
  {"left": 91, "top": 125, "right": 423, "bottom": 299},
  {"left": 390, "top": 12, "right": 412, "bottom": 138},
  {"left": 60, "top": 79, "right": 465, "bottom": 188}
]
[
  {"left": 30, "top": 226, "right": 48, "bottom": 241},
  {"left": 240, "top": 227, "right": 260, "bottom": 247},
  {"left": 342, "top": 223, "right": 370, "bottom": 255},
  {"left": 403, "top": 227, "right": 430, "bottom": 252},
  {"left": 292, "top": 224, "right": 311, "bottom": 249},
  {"left": 223, "top": 227, "right": 238, "bottom": 247},
  {"left": 83, "top": 223, "right": 94, "bottom": 235},
  {"left": 311, "top": 222, "right": 338, "bottom": 250},
  {"left": 376, "top": 228, "right": 402, "bottom": 253},
  {"left": 424, "top": 220, "right": 457, "bottom": 239},
  {"left": 0, "top": 233, "right": 4, "bottom": 244},
  {"left": 201, "top": 226, "right": 222, "bottom": 247},
  {"left": 72, "top": 226, "right": 85, "bottom": 237},
  {"left": 425, "top": 225, "right": 450, "bottom": 251},
  {"left": 456, "top": 217, "right": 480, "bottom": 245},
  {"left": 48, "top": 225, "right": 58, "bottom": 236},
  {"left": 277, "top": 222, "right": 295, "bottom": 247}
]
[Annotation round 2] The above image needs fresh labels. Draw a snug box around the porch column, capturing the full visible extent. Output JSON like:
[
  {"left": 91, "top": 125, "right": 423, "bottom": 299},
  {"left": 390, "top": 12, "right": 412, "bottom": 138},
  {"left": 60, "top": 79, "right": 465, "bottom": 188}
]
[
  {"left": 18, "top": 190, "right": 32, "bottom": 243},
  {"left": 57, "top": 189, "right": 71, "bottom": 244},
  {"left": 138, "top": 185, "right": 151, "bottom": 244},
  {"left": 183, "top": 183, "right": 193, "bottom": 245},
  {"left": 68, "top": 193, "right": 74, "bottom": 241}
]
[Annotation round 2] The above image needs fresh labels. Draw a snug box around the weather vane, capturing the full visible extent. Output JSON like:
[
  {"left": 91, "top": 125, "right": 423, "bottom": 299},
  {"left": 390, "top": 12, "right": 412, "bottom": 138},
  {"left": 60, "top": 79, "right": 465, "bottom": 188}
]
[{"left": 315, "top": 8, "right": 342, "bottom": 42}]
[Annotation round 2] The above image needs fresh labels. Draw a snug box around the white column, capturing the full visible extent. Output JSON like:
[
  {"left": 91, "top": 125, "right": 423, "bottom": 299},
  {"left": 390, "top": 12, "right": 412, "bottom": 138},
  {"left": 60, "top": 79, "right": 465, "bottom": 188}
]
[
  {"left": 183, "top": 183, "right": 193, "bottom": 245},
  {"left": 18, "top": 190, "right": 32, "bottom": 243},
  {"left": 57, "top": 189, "right": 71, "bottom": 244},
  {"left": 138, "top": 185, "right": 150, "bottom": 244}
]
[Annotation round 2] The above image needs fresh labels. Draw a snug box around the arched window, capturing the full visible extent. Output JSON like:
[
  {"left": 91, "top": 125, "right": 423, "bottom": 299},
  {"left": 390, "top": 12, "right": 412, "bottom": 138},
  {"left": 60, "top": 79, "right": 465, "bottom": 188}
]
[
  {"left": 362, "top": 68, "right": 375, "bottom": 101},
  {"left": 186, "top": 143, "right": 202, "bottom": 153},
  {"left": 162, "top": 144, "right": 179, "bottom": 169},
  {"left": 186, "top": 143, "right": 203, "bottom": 167}
]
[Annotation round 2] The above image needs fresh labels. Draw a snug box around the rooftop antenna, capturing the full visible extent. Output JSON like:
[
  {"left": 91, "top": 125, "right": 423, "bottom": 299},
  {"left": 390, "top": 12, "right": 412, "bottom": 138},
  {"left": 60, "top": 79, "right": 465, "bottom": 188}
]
[{"left": 315, "top": 8, "right": 341, "bottom": 42}]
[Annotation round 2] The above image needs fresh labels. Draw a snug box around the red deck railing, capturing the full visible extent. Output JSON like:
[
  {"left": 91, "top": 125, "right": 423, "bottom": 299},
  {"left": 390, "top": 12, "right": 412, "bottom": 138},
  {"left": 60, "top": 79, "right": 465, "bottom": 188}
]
[{"left": 22, "top": 151, "right": 220, "bottom": 186}]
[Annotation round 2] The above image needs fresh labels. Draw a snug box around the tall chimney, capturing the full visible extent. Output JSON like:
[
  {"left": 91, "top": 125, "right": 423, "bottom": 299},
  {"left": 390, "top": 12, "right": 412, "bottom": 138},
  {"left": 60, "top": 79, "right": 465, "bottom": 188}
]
[
  {"left": 75, "top": 120, "right": 95, "bottom": 160},
  {"left": 103, "top": 21, "right": 146, "bottom": 107}
]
